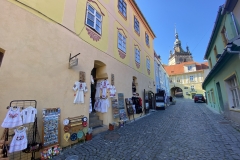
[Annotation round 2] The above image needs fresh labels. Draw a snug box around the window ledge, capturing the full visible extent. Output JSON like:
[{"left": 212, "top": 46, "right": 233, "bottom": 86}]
[
  {"left": 86, "top": 26, "right": 101, "bottom": 41},
  {"left": 146, "top": 43, "right": 150, "bottom": 48},
  {"left": 118, "top": 49, "right": 126, "bottom": 59},
  {"left": 134, "top": 30, "right": 140, "bottom": 37},
  {"left": 118, "top": 10, "right": 127, "bottom": 21}
]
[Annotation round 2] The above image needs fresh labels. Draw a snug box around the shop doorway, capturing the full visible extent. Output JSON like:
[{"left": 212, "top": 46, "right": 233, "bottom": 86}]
[
  {"left": 216, "top": 82, "right": 224, "bottom": 112},
  {"left": 89, "top": 60, "right": 108, "bottom": 129},
  {"left": 90, "top": 60, "right": 108, "bottom": 112},
  {"left": 132, "top": 76, "right": 138, "bottom": 94}
]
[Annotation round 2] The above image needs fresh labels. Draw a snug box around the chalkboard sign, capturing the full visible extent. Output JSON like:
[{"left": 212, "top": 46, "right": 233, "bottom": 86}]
[
  {"left": 118, "top": 93, "right": 125, "bottom": 109},
  {"left": 118, "top": 93, "right": 128, "bottom": 121},
  {"left": 42, "top": 108, "right": 60, "bottom": 148}
]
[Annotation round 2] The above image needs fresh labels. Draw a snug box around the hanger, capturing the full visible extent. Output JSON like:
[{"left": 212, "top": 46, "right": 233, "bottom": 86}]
[{"left": 6, "top": 106, "right": 24, "bottom": 110}]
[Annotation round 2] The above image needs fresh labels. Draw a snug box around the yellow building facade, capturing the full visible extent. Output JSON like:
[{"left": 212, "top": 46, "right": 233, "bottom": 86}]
[
  {"left": 164, "top": 61, "right": 209, "bottom": 99},
  {"left": 0, "top": 0, "right": 156, "bottom": 148}
]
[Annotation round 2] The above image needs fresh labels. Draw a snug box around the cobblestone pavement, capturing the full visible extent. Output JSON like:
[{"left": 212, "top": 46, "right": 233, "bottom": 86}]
[{"left": 54, "top": 98, "right": 240, "bottom": 160}]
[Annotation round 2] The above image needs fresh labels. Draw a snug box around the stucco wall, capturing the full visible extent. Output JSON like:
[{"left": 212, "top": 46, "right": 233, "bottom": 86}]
[
  {"left": 233, "top": 1, "right": 240, "bottom": 25},
  {"left": 0, "top": 0, "right": 155, "bottom": 148},
  {"left": 208, "top": 14, "right": 237, "bottom": 68},
  {"left": 169, "top": 71, "right": 205, "bottom": 99},
  {"left": 205, "top": 55, "right": 240, "bottom": 122}
]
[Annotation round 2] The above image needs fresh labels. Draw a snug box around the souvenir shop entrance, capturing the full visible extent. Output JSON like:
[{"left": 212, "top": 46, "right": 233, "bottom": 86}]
[{"left": 89, "top": 60, "right": 108, "bottom": 128}]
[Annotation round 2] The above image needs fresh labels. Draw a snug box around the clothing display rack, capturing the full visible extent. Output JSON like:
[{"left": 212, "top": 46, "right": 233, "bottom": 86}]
[
  {"left": 6, "top": 100, "right": 38, "bottom": 160},
  {"left": 125, "top": 98, "right": 135, "bottom": 121}
]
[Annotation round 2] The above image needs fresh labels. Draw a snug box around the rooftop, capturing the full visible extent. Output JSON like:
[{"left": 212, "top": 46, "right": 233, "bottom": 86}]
[{"left": 164, "top": 61, "right": 209, "bottom": 76}]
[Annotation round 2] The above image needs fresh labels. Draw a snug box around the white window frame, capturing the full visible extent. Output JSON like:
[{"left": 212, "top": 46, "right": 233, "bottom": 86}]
[
  {"left": 188, "top": 66, "right": 192, "bottom": 71},
  {"left": 85, "top": 3, "right": 102, "bottom": 34},
  {"left": 145, "top": 33, "right": 149, "bottom": 46},
  {"left": 191, "top": 85, "right": 195, "bottom": 91},
  {"left": 177, "top": 77, "right": 181, "bottom": 83},
  {"left": 146, "top": 58, "right": 150, "bottom": 70},
  {"left": 190, "top": 76, "right": 194, "bottom": 82},
  {"left": 118, "top": 32, "right": 126, "bottom": 53},
  {"left": 225, "top": 75, "right": 240, "bottom": 109},
  {"left": 134, "top": 17, "right": 140, "bottom": 34},
  {"left": 118, "top": 0, "right": 127, "bottom": 17},
  {"left": 135, "top": 48, "right": 140, "bottom": 64}
]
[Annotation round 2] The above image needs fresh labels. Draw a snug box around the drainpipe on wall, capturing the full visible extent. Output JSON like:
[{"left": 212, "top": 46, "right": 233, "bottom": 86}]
[{"left": 231, "top": 12, "right": 239, "bottom": 35}]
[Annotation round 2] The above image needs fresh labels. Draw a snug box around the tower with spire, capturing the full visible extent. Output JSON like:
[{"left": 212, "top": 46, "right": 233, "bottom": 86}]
[{"left": 168, "top": 27, "right": 193, "bottom": 65}]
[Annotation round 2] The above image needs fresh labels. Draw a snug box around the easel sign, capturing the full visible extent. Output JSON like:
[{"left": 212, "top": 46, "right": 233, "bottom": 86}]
[{"left": 69, "top": 53, "right": 80, "bottom": 69}]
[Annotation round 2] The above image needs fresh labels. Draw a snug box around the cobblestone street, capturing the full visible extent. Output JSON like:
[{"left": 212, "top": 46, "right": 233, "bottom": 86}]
[{"left": 55, "top": 99, "right": 240, "bottom": 160}]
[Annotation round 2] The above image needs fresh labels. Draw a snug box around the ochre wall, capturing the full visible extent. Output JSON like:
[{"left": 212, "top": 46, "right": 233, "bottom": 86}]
[{"left": 0, "top": 0, "right": 155, "bottom": 148}]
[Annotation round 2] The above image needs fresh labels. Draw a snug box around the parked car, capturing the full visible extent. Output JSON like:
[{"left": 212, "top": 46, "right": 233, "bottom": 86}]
[{"left": 194, "top": 94, "right": 206, "bottom": 103}]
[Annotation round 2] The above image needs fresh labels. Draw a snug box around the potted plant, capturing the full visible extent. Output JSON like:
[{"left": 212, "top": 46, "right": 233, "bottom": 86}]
[{"left": 85, "top": 128, "right": 93, "bottom": 141}]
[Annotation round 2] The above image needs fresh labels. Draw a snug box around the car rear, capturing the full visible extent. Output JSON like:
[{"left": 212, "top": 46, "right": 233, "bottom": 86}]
[{"left": 194, "top": 94, "right": 205, "bottom": 103}]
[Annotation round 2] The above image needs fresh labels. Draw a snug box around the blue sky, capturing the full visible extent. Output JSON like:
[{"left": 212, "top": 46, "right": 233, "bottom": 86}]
[{"left": 135, "top": 0, "right": 225, "bottom": 64}]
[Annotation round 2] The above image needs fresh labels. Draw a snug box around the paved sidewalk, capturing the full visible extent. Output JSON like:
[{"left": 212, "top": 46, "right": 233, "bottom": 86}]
[{"left": 54, "top": 98, "right": 240, "bottom": 160}]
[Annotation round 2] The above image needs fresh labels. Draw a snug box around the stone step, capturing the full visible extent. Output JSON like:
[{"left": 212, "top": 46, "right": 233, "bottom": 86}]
[
  {"left": 92, "top": 125, "right": 108, "bottom": 136},
  {"left": 89, "top": 119, "right": 103, "bottom": 128},
  {"left": 89, "top": 116, "right": 99, "bottom": 122},
  {"left": 89, "top": 112, "right": 98, "bottom": 118}
]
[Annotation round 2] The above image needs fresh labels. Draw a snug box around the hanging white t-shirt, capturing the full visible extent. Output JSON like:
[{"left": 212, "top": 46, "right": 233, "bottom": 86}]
[
  {"left": 9, "top": 127, "right": 28, "bottom": 153},
  {"left": 1, "top": 107, "right": 23, "bottom": 128},
  {"left": 95, "top": 80, "right": 102, "bottom": 98},
  {"left": 100, "top": 80, "right": 110, "bottom": 98},
  {"left": 21, "top": 106, "right": 37, "bottom": 124},
  {"left": 100, "top": 99, "right": 109, "bottom": 113},
  {"left": 73, "top": 81, "right": 87, "bottom": 104},
  {"left": 109, "top": 85, "right": 116, "bottom": 97}
]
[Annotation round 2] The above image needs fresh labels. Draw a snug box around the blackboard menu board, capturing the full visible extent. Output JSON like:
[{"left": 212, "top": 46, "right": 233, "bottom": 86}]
[
  {"left": 118, "top": 93, "right": 128, "bottom": 121},
  {"left": 42, "top": 108, "right": 60, "bottom": 148},
  {"left": 118, "top": 93, "right": 124, "bottom": 109}
]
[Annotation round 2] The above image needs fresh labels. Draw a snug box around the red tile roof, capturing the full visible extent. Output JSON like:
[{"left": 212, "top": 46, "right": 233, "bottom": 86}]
[{"left": 164, "top": 61, "right": 209, "bottom": 76}]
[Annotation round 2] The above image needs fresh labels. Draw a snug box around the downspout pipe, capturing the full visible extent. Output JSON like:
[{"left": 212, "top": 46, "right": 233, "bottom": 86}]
[{"left": 231, "top": 12, "right": 239, "bottom": 35}]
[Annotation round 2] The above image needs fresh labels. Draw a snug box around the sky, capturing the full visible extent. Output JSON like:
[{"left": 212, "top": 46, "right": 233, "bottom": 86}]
[{"left": 135, "top": 0, "right": 226, "bottom": 65}]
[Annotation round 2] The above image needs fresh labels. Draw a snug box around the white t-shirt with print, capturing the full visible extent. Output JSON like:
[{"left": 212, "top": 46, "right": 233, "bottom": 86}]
[{"left": 21, "top": 106, "right": 37, "bottom": 124}]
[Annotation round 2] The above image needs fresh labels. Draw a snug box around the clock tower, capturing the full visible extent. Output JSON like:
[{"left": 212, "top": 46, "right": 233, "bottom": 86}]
[{"left": 168, "top": 28, "right": 193, "bottom": 65}]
